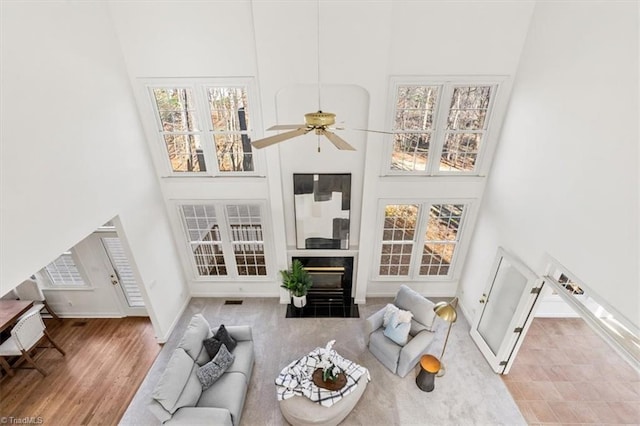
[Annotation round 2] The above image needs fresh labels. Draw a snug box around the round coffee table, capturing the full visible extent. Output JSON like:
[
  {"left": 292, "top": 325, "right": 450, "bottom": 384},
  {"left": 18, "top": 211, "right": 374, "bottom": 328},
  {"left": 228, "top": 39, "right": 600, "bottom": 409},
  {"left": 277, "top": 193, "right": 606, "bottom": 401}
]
[{"left": 416, "top": 354, "right": 440, "bottom": 392}]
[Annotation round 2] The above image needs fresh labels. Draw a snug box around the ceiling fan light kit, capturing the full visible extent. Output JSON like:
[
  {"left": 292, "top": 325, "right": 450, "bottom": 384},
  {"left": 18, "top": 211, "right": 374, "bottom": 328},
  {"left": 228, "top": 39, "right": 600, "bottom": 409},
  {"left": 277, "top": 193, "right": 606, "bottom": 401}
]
[{"left": 304, "top": 111, "right": 336, "bottom": 127}]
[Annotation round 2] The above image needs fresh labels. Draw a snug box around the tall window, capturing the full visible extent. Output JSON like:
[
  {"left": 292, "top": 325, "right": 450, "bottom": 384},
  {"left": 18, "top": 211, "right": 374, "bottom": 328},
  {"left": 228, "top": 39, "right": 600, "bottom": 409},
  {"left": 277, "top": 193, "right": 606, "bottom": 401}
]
[
  {"left": 390, "top": 79, "right": 497, "bottom": 174},
  {"left": 179, "top": 202, "right": 269, "bottom": 279},
  {"left": 207, "top": 87, "right": 254, "bottom": 172},
  {"left": 147, "top": 79, "right": 258, "bottom": 176},
  {"left": 379, "top": 205, "right": 418, "bottom": 276},
  {"left": 392, "top": 86, "right": 439, "bottom": 172},
  {"left": 420, "top": 204, "right": 465, "bottom": 276},
  {"left": 377, "top": 202, "right": 469, "bottom": 279},
  {"left": 152, "top": 88, "right": 205, "bottom": 173},
  {"left": 226, "top": 204, "right": 266, "bottom": 276},
  {"left": 181, "top": 205, "right": 226, "bottom": 276}
]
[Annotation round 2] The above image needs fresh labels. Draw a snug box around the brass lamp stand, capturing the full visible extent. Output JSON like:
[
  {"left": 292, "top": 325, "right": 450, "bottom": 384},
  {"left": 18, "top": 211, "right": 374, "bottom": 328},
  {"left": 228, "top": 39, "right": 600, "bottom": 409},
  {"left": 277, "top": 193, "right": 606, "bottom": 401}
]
[{"left": 433, "top": 297, "right": 458, "bottom": 377}]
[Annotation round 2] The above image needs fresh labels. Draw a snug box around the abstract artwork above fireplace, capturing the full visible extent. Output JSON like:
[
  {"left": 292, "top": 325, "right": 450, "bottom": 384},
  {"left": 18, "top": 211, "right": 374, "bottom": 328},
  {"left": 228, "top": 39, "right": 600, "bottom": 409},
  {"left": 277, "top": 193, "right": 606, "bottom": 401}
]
[{"left": 293, "top": 173, "right": 351, "bottom": 250}]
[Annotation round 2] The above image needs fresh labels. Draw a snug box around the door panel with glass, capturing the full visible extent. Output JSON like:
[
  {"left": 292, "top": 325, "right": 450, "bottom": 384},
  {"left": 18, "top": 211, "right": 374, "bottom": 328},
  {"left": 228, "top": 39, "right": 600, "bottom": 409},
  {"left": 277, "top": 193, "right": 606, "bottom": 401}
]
[{"left": 470, "top": 248, "right": 540, "bottom": 373}]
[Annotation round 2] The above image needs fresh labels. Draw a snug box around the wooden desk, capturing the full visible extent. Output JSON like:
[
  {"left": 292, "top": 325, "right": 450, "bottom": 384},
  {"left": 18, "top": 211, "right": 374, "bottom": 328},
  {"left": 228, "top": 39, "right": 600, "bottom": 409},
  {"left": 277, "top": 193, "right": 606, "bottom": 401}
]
[{"left": 0, "top": 300, "right": 34, "bottom": 333}]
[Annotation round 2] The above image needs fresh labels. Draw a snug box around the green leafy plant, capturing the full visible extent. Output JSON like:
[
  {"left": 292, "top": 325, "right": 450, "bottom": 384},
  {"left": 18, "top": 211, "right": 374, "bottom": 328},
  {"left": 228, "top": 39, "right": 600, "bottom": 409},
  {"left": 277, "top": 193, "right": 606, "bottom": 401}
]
[{"left": 280, "top": 260, "right": 313, "bottom": 297}]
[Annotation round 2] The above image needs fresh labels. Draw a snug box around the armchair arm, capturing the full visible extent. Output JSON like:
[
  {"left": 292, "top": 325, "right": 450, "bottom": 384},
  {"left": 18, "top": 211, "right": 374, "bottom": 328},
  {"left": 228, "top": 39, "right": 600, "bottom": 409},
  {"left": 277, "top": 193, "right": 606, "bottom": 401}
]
[
  {"left": 365, "top": 307, "right": 386, "bottom": 344},
  {"left": 397, "top": 330, "right": 436, "bottom": 378}
]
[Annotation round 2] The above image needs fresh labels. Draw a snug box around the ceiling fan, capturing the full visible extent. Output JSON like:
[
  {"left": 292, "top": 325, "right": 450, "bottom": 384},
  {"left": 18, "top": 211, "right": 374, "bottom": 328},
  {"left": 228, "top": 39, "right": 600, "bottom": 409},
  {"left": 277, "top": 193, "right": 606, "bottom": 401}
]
[{"left": 251, "top": 110, "right": 356, "bottom": 151}]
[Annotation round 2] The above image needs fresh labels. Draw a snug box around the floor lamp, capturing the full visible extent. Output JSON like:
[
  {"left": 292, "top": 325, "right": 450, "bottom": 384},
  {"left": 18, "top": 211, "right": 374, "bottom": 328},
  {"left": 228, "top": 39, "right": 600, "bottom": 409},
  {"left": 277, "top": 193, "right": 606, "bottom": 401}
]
[{"left": 433, "top": 297, "right": 458, "bottom": 377}]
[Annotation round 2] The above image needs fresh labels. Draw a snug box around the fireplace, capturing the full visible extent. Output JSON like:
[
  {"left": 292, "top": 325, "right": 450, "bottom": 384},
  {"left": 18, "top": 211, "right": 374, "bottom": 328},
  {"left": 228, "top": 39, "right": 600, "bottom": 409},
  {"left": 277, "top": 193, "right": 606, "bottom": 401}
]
[{"left": 288, "top": 256, "right": 357, "bottom": 318}]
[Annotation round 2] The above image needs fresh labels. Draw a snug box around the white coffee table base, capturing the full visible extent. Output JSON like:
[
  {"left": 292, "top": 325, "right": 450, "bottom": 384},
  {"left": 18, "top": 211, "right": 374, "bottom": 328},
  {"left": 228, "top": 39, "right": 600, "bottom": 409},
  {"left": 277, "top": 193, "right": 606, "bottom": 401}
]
[{"left": 279, "top": 376, "right": 368, "bottom": 426}]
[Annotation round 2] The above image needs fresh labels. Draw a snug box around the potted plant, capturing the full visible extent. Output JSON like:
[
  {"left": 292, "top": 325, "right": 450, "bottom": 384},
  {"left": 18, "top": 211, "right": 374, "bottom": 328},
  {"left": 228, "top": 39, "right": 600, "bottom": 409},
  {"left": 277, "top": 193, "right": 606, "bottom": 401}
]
[{"left": 280, "top": 259, "right": 313, "bottom": 308}]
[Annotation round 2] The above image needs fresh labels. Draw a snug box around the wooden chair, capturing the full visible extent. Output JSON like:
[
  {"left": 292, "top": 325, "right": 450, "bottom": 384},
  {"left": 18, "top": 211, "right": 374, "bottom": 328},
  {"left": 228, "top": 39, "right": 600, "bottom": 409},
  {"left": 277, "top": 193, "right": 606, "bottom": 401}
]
[
  {"left": 14, "top": 279, "right": 61, "bottom": 322},
  {"left": 0, "top": 311, "right": 65, "bottom": 377}
]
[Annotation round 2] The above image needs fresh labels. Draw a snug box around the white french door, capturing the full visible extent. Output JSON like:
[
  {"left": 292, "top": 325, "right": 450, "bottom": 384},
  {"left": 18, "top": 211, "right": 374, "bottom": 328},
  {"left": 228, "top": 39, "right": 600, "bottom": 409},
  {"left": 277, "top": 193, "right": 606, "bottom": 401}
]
[{"left": 469, "top": 248, "right": 541, "bottom": 373}]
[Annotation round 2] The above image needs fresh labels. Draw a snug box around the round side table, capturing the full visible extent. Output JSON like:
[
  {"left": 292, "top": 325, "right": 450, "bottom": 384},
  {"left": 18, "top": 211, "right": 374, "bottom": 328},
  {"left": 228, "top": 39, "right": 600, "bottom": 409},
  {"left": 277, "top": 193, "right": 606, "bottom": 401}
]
[{"left": 416, "top": 354, "right": 441, "bottom": 392}]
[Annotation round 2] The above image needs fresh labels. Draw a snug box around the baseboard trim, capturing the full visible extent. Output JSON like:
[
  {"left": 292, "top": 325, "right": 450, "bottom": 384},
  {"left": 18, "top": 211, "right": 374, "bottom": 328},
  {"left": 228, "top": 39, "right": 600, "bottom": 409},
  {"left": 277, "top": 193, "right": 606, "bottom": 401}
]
[{"left": 49, "top": 312, "right": 126, "bottom": 318}]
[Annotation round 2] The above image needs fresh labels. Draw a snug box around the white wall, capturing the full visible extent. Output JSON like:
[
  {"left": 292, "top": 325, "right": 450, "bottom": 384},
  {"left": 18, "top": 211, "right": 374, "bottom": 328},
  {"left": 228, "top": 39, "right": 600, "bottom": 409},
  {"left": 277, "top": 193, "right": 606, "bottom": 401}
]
[
  {"left": 107, "top": 0, "right": 535, "bottom": 300},
  {"left": 458, "top": 2, "right": 640, "bottom": 328},
  {"left": 0, "top": 1, "right": 188, "bottom": 340}
]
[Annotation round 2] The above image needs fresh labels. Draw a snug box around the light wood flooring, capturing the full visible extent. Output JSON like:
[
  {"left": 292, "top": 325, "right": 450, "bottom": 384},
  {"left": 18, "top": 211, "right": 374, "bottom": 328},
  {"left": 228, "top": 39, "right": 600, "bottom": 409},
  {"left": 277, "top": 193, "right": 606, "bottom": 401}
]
[
  {"left": 0, "top": 317, "right": 160, "bottom": 425},
  {"left": 503, "top": 317, "right": 640, "bottom": 425}
]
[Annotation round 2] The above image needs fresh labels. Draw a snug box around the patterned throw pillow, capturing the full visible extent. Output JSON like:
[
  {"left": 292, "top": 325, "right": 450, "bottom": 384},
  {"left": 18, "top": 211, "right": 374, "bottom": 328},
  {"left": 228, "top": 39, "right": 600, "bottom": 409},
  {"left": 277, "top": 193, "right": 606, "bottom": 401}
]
[
  {"left": 196, "top": 344, "right": 235, "bottom": 390},
  {"left": 214, "top": 324, "right": 237, "bottom": 352}
]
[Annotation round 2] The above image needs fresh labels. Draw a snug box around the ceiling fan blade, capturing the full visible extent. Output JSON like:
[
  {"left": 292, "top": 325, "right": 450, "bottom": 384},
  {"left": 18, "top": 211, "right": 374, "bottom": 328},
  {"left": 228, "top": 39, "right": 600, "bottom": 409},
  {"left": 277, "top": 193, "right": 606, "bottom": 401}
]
[
  {"left": 267, "top": 124, "right": 306, "bottom": 131},
  {"left": 321, "top": 130, "right": 356, "bottom": 151},
  {"left": 251, "top": 127, "right": 310, "bottom": 149},
  {"left": 351, "top": 128, "right": 395, "bottom": 135}
]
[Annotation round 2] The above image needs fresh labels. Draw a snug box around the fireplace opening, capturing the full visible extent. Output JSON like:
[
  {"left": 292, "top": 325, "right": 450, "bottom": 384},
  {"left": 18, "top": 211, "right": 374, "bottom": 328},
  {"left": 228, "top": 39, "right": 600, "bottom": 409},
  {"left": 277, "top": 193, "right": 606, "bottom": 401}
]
[
  {"left": 287, "top": 256, "right": 358, "bottom": 318},
  {"left": 304, "top": 267, "right": 344, "bottom": 298}
]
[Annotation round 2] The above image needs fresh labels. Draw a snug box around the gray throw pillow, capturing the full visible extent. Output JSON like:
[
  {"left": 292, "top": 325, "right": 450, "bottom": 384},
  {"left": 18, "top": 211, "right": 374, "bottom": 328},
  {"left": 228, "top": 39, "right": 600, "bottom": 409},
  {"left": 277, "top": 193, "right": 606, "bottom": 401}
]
[
  {"left": 214, "top": 324, "right": 237, "bottom": 352},
  {"left": 202, "top": 336, "right": 223, "bottom": 359},
  {"left": 196, "top": 344, "right": 235, "bottom": 390}
]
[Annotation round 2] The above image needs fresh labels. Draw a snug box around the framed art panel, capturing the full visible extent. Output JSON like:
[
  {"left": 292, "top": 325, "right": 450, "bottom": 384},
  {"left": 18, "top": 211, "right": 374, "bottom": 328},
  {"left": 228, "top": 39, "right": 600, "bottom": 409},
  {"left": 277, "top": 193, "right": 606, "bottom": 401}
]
[{"left": 293, "top": 174, "right": 351, "bottom": 249}]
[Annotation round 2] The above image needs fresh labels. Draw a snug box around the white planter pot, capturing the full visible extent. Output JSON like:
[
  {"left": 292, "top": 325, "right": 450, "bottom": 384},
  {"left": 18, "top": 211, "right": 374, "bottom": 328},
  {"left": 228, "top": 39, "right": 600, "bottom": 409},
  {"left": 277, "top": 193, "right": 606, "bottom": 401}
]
[{"left": 292, "top": 295, "right": 307, "bottom": 308}]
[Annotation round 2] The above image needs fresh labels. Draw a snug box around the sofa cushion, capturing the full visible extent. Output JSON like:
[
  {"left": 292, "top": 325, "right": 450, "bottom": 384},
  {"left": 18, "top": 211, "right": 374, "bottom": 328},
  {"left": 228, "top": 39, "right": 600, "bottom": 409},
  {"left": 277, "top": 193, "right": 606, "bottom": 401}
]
[
  {"left": 214, "top": 324, "right": 237, "bottom": 352},
  {"left": 197, "top": 345, "right": 235, "bottom": 390},
  {"left": 174, "top": 363, "right": 204, "bottom": 412},
  {"left": 179, "top": 314, "right": 213, "bottom": 363},
  {"left": 165, "top": 407, "right": 233, "bottom": 426},
  {"left": 152, "top": 348, "right": 202, "bottom": 414},
  {"left": 224, "top": 340, "right": 254, "bottom": 383},
  {"left": 394, "top": 285, "right": 436, "bottom": 331},
  {"left": 198, "top": 372, "right": 248, "bottom": 425},
  {"left": 383, "top": 310, "right": 411, "bottom": 346}
]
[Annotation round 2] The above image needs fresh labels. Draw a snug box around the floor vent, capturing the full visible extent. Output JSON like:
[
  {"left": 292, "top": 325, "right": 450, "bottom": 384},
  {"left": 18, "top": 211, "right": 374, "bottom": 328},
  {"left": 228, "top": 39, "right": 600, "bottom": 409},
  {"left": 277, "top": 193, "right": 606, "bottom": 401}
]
[
  {"left": 71, "top": 321, "right": 88, "bottom": 327},
  {"left": 224, "top": 300, "right": 243, "bottom": 305}
]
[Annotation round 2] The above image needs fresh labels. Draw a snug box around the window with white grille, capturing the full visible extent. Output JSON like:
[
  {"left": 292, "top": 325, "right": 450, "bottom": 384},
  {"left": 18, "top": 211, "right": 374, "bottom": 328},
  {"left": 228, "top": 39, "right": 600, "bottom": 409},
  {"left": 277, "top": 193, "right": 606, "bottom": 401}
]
[
  {"left": 181, "top": 205, "right": 227, "bottom": 276},
  {"left": 389, "top": 79, "right": 497, "bottom": 175},
  {"left": 146, "top": 78, "right": 258, "bottom": 176},
  {"left": 420, "top": 204, "right": 465, "bottom": 276},
  {"left": 179, "top": 202, "right": 269, "bottom": 279},
  {"left": 42, "top": 251, "right": 88, "bottom": 288},
  {"left": 379, "top": 204, "right": 418, "bottom": 276},
  {"left": 226, "top": 204, "right": 266, "bottom": 276},
  {"left": 152, "top": 87, "right": 205, "bottom": 173},
  {"left": 377, "top": 202, "right": 469, "bottom": 279}
]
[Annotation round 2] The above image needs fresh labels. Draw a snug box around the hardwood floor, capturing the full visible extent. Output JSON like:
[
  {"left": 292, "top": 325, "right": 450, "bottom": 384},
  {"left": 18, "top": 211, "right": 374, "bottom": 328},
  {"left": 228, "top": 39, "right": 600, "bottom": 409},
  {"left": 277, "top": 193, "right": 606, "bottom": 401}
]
[{"left": 0, "top": 317, "right": 160, "bottom": 425}]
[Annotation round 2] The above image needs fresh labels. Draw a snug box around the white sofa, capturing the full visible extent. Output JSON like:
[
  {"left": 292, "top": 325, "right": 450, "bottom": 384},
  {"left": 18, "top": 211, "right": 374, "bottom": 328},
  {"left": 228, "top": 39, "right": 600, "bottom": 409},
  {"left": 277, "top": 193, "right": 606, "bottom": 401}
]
[{"left": 148, "top": 314, "right": 254, "bottom": 425}]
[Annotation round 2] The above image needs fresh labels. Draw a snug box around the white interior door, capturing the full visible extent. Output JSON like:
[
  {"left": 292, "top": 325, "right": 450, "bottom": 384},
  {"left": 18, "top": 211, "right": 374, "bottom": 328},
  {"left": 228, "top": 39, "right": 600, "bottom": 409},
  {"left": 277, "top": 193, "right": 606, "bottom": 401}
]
[
  {"left": 100, "top": 234, "right": 147, "bottom": 316},
  {"left": 470, "top": 247, "right": 541, "bottom": 373},
  {"left": 86, "top": 231, "right": 148, "bottom": 316}
]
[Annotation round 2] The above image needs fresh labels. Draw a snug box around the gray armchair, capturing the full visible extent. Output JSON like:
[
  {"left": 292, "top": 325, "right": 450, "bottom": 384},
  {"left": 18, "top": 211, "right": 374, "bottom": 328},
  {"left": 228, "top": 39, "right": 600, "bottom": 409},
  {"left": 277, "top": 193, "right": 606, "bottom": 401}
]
[{"left": 365, "top": 285, "right": 437, "bottom": 377}]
